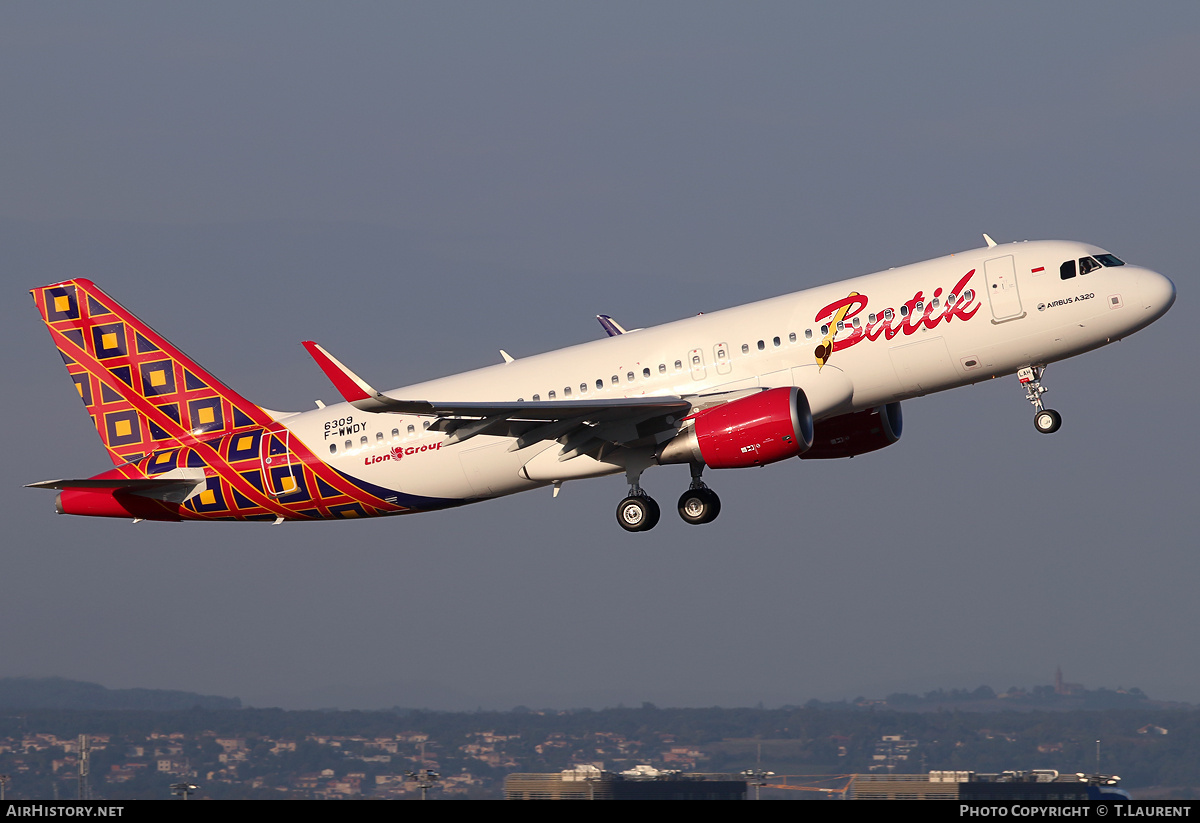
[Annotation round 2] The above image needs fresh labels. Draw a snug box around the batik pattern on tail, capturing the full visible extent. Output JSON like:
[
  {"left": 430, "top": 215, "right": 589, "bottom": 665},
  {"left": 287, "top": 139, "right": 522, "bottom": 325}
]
[
  {"left": 32, "top": 279, "right": 429, "bottom": 521},
  {"left": 31, "top": 278, "right": 274, "bottom": 467}
]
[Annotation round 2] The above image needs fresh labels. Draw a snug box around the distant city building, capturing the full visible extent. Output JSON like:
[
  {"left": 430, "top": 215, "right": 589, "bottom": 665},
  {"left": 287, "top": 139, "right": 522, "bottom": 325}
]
[
  {"left": 505, "top": 766, "right": 746, "bottom": 800},
  {"left": 852, "top": 770, "right": 1129, "bottom": 801}
]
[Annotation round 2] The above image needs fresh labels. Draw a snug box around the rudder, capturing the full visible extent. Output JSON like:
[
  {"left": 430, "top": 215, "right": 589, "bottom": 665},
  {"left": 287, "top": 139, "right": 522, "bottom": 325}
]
[{"left": 31, "top": 279, "right": 275, "bottom": 467}]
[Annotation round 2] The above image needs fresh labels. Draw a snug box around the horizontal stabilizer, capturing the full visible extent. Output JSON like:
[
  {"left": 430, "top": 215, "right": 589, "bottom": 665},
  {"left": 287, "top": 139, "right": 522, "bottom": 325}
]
[
  {"left": 27, "top": 478, "right": 191, "bottom": 492},
  {"left": 27, "top": 466, "right": 207, "bottom": 504},
  {"left": 28, "top": 468, "right": 209, "bottom": 518}
]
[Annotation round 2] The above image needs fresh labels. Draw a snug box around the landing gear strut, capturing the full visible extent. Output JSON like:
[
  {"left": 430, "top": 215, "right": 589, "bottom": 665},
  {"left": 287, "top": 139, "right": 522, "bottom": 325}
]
[
  {"left": 616, "top": 463, "right": 660, "bottom": 532},
  {"left": 677, "top": 465, "right": 721, "bottom": 525},
  {"left": 1018, "top": 366, "right": 1062, "bottom": 434}
]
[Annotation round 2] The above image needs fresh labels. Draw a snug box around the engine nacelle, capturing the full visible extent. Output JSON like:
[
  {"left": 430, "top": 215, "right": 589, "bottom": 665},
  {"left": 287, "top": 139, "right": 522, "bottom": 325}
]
[
  {"left": 800, "top": 402, "right": 903, "bottom": 460},
  {"left": 658, "top": 386, "right": 814, "bottom": 469}
]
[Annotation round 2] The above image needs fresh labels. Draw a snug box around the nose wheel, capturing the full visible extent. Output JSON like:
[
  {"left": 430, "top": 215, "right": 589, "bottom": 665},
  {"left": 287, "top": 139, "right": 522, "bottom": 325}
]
[
  {"left": 1034, "top": 408, "right": 1062, "bottom": 434},
  {"left": 1018, "top": 365, "right": 1062, "bottom": 435}
]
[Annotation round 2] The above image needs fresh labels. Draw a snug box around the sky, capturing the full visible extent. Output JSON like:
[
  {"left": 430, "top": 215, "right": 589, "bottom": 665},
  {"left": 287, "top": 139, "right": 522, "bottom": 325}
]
[{"left": 1, "top": 2, "right": 1197, "bottom": 711}]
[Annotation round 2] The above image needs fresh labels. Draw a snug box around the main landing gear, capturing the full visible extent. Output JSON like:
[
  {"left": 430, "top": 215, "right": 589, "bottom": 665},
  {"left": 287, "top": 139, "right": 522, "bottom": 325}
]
[
  {"left": 616, "top": 464, "right": 722, "bottom": 532},
  {"left": 616, "top": 491, "right": 660, "bottom": 532},
  {"left": 1018, "top": 365, "right": 1062, "bottom": 434},
  {"left": 677, "top": 464, "right": 721, "bottom": 526}
]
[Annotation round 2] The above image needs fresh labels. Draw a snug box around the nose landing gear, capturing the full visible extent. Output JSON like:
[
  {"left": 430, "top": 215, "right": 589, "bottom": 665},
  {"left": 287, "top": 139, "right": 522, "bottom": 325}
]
[{"left": 1019, "top": 366, "right": 1062, "bottom": 434}]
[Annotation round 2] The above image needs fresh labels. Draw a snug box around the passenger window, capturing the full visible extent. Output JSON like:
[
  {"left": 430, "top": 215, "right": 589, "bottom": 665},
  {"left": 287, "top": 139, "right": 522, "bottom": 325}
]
[
  {"left": 757, "top": 340, "right": 765, "bottom": 351},
  {"left": 376, "top": 432, "right": 383, "bottom": 442},
  {"left": 674, "top": 359, "right": 682, "bottom": 371},
  {"left": 964, "top": 290, "right": 974, "bottom": 302},
  {"left": 914, "top": 301, "right": 923, "bottom": 313},
  {"left": 392, "top": 428, "right": 399, "bottom": 438},
  {"left": 532, "top": 394, "right": 540, "bottom": 402},
  {"left": 628, "top": 371, "right": 635, "bottom": 382},
  {"left": 1060, "top": 260, "right": 1077, "bottom": 279},
  {"left": 549, "top": 390, "right": 556, "bottom": 399},
  {"left": 329, "top": 444, "right": 337, "bottom": 455},
  {"left": 773, "top": 336, "right": 781, "bottom": 347},
  {"left": 659, "top": 364, "right": 666, "bottom": 374},
  {"left": 931, "top": 299, "right": 939, "bottom": 310},
  {"left": 868, "top": 313, "right": 876, "bottom": 324},
  {"left": 852, "top": 317, "right": 860, "bottom": 328},
  {"left": 821, "top": 324, "right": 829, "bottom": 335},
  {"left": 422, "top": 421, "right": 430, "bottom": 429},
  {"left": 741, "top": 343, "right": 750, "bottom": 354},
  {"left": 900, "top": 306, "right": 909, "bottom": 317},
  {"left": 611, "top": 374, "right": 619, "bottom": 385},
  {"left": 579, "top": 383, "right": 587, "bottom": 394},
  {"left": 564, "top": 386, "right": 572, "bottom": 396},
  {"left": 805, "top": 329, "right": 813, "bottom": 340},
  {"left": 361, "top": 436, "right": 368, "bottom": 445},
  {"left": 692, "top": 354, "right": 700, "bottom": 365},
  {"left": 885, "top": 308, "right": 894, "bottom": 321},
  {"left": 643, "top": 368, "right": 651, "bottom": 379},
  {"left": 407, "top": 424, "right": 415, "bottom": 434},
  {"left": 345, "top": 440, "right": 352, "bottom": 450}
]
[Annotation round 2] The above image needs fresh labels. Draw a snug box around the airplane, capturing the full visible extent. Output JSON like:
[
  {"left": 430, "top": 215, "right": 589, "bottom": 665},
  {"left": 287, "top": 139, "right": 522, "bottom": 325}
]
[{"left": 28, "top": 236, "right": 1175, "bottom": 531}]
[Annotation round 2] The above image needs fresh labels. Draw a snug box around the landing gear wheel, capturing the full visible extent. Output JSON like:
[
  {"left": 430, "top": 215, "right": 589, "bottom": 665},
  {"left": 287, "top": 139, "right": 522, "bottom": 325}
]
[
  {"left": 1034, "top": 408, "right": 1062, "bottom": 434},
  {"left": 616, "top": 495, "right": 661, "bottom": 532},
  {"left": 677, "top": 487, "right": 721, "bottom": 525}
]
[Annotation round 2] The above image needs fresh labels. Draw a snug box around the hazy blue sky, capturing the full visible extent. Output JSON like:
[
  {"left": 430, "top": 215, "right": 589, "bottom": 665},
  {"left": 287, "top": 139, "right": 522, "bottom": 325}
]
[{"left": 2, "top": 2, "right": 1196, "bottom": 710}]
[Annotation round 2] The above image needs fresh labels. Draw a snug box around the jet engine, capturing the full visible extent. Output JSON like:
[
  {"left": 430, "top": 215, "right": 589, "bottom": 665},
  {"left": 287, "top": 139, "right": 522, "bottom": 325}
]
[
  {"left": 658, "top": 386, "right": 814, "bottom": 469},
  {"left": 799, "top": 402, "right": 903, "bottom": 460}
]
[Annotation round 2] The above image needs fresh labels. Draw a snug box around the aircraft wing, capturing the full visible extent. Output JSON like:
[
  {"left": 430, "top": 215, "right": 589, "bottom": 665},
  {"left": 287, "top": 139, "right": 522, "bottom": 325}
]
[{"left": 302, "top": 341, "right": 694, "bottom": 454}]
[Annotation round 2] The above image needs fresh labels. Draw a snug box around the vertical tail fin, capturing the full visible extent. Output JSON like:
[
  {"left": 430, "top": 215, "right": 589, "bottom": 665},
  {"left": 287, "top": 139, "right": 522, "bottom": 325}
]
[{"left": 31, "top": 279, "right": 275, "bottom": 467}]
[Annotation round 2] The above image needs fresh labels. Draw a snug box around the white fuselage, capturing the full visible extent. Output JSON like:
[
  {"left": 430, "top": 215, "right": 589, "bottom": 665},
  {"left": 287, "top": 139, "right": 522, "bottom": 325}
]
[{"left": 278, "top": 240, "right": 1175, "bottom": 505}]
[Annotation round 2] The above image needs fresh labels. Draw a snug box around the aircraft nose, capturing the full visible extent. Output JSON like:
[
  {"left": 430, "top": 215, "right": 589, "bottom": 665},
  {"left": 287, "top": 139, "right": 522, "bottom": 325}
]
[{"left": 1138, "top": 268, "right": 1176, "bottom": 320}]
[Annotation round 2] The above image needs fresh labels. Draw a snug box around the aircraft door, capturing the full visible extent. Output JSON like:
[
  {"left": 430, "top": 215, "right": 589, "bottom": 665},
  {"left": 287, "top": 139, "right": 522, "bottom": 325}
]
[
  {"left": 984, "top": 255, "right": 1025, "bottom": 322},
  {"left": 260, "top": 426, "right": 300, "bottom": 497}
]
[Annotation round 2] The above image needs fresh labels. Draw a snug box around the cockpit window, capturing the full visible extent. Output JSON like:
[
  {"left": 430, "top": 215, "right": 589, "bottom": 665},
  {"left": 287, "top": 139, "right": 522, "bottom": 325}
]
[
  {"left": 1079, "top": 256, "right": 1101, "bottom": 275},
  {"left": 1059, "top": 260, "right": 1077, "bottom": 280},
  {"left": 1096, "top": 253, "right": 1125, "bottom": 267}
]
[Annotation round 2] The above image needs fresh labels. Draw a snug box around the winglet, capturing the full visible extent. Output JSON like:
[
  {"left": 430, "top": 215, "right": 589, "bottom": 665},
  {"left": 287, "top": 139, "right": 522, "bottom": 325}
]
[
  {"left": 302, "top": 342, "right": 438, "bottom": 415},
  {"left": 983, "top": 233, "right": 998, "bottom": 248},
  {"left": 301, "top": 341, "right": 377, "bottom": 402},
  {"left": 597, "top": 314, "right": 628, "bottom": 337}
]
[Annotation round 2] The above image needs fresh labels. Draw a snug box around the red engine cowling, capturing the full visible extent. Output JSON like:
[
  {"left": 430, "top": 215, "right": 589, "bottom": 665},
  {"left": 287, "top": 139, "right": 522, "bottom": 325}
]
[
  {"left": 800, "top": 402, "right": 902, "bottom": 460},
  {"left": 658, "top": 386, "right": 814, "bottom": 469}
]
